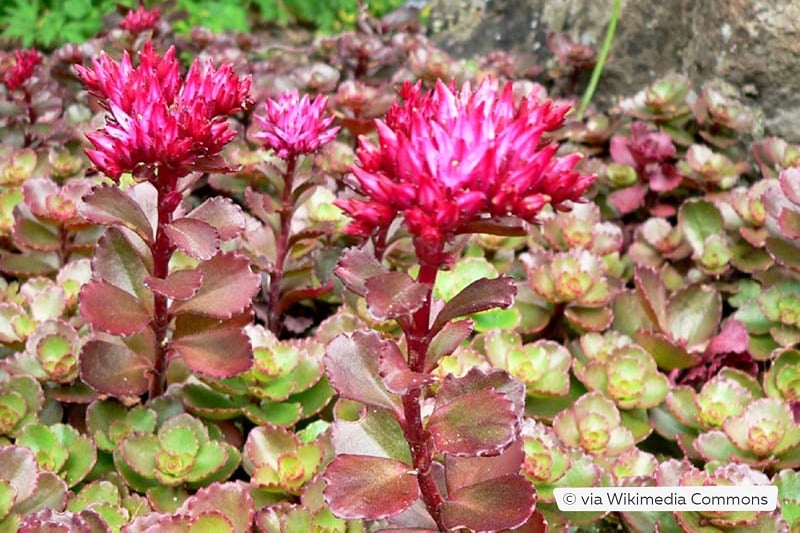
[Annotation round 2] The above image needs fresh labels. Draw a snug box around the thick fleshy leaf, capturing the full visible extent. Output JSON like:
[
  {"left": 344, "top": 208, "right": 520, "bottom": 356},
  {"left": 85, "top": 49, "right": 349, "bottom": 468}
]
[
  {"left": 666, "top": 284, "right": 721, "bottom": 348},
  {"left": 432, "top": 277, "right": 516, "bottom": 334},
  {"left": 145, "top": 269, "right": 204, "bottom": 301},
  {"left": 79, "top": 185, "right": 154, "bottom": 244},
  {"left": 444, "top": 438, "right": 525, "bottom": 493},
  {"left": 80, "top": 340, "right": 152, "bottom": 397},
  {"left": 636, "top": 331, "right": 701, "bottom": 370},
  {"left": 365, "top": 272, "right": 429, "bottom": 321},
  {"left": 333, "top": 247, "right": 388, "bottom": 297},
  {"left": 378, "top": 338, "right": 434, "bottom": 394},
  {"left": 633, "top": 266, "right": 667, "bottom": 330},
  {"left": 324, "top": 331, "right": 403, "bottom": 418},
  {"left": 186, "top": 197, "right": 246, "bottom": 240},
  {"left": 171, "top": 312, "right": 254, "bottom": 379},
  {"left": 179, "top": 482, "right": 253, "bottom": 533},
  {"left": 436, "top": 367, "right": 525, "bottom": 415},
  {"left": 93, "top": 227, "right": 154, "bottom": 314},
  {"left": 165, "top": 218, "right": 220, "bottom": 261},
  {"left": 323, "top": 454, "right": 419, "bottom": 520},
  {"left": 13, "top": 208, "right": 60, "bottom": 252},
  {"left": 170, "top": 252, "right": 260, "bottom": 319},
  {"left": 427, "top": 388, "right": 518, "bottom": 456},
  {"left": 679, "top": 199, "right": 723, "bottom": 254},
  {"left": 332, "top": 407, "right": 412, "bottom": 463},
  {"left": 0, "top": 252, "right": 59, "bottom": 276},
  {"left": 79, "top": 281, "right": 151, "bottom": 336},
  {"left": 766, "top": 237, "right": 800, "bottom": 272},
  {"left": 426, "top": 320, "right": 473, "bottom": 371},
  {"left": 440, "top": 474, "right": 535, "bottom": 531}
]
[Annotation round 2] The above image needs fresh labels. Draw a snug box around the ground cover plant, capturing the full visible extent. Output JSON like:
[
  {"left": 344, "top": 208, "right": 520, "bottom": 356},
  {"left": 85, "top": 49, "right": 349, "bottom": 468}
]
[{"left": 0, "top": 2, "right": 798, "bottom": 532}]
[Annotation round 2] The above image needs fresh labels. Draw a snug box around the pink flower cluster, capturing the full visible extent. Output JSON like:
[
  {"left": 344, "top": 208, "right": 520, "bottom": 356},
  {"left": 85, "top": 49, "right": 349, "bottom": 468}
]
[
  {"left": 253, "top": 90, "right": 340, "bottom": 160},
  {"left": 336, "top": 78, "right": 595, "bottom": 266},
  {"left": 119, "top": 6, "right": 161, "bottom": 34},
  {"left": 75, "top": 43, "right": 251, "bottom": 183},
  {"left": 2, "top": 49, "right": 43, "bottom": 92}
]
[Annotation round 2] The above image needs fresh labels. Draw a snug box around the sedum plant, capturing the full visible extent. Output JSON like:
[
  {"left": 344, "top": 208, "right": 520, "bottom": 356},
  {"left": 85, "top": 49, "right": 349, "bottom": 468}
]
[
  {"left": 74, "top": 42, "right": 258, "bottom": 400},
  {"left": 323, "top": 78, "right": 594, "bottom": 531}
]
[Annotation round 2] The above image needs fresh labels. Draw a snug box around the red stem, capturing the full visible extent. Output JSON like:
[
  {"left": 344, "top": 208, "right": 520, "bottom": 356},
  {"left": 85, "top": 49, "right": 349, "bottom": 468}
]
[
  {"left": 267, "top": 154, "right": 298, "bottom": 335},
  {"left": 148, "top": 171, "right": 179, "bottom": 399},
  {"left": 401, "top": 263, "right": 447, "bottom": 530}
]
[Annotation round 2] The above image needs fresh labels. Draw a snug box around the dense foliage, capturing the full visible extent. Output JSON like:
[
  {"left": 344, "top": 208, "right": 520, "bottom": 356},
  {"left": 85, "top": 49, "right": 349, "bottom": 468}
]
[{"left": 0, "top": 3, "right": 797, "bottom": 532}]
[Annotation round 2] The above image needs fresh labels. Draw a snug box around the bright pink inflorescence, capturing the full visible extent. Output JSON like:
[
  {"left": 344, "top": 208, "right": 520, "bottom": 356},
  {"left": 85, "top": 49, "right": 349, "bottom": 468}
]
[
  {"left": 2, "top": 49, "right": 43, "bottom": 92},
  {"left": 336, "top": 78, "right": 596, "bottom": 266},
  {"left": 119, "top": 6, "right": 161, "bottom": 34},
  {"left": 75, "top": 42, "right": 251, "bottom": 183},
  {"left": 253, "top": 89, "right": 340, "bottom": 160}
]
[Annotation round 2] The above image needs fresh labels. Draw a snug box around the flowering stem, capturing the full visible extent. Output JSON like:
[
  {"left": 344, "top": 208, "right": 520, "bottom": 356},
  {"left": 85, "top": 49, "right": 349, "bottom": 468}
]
[
  {"left": 267, "top": 154, "right": 298, "bottom": 335},
  {"left": 148, "top": 172, "right": 178, "bottom": 399},
  {"left": 401, "top": 263, "right": 446, "bottom": 530}
]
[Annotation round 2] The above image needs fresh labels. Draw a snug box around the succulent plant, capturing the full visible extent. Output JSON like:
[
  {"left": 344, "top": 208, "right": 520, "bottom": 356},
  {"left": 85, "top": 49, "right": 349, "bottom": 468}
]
[
  {"left": 482, "top": 330, "right": 571, "bottom": 399},
  {"left": 113, "top": 413, "right": 241, "bottom": 505},
  {"left": 573, "top": 336, "right": 669, "bottom": 412},
  {"left": 15, "top": 422, "right": 95, "bottom": 488},
  {"left": 553, "top": 391, "right": 635, "bottom": 457},
  {"left": 523, "top": 249, "right": 616, "bottom": 333},
  {"left": 616, "top": 74, "right": 692, "bottom": 124},
  {"left": 762, "top": 167, "right": 800, "bottom": 272},
  {"left": 243, "top": 424, "right": 324, "bottom": 495},
  {"left": 677, "top": 143, "right": 748, "bottom": 190},
  {"left": 764, "top": 348, "right": 800, "bottom": 404},
  {"left": 182, "top": 324, "right": 334, "bottom": 428},
  {"left": 0, "top": 445, "right": 68, "bottom": 531},
  {"left": 0, "top": 370, "right": 43, "bottom": 437},
  {"left": 694, "top": 398, "right": 800, "bottom": 469},
  {"left": 751, "top": 137, "right": 800, "bottom": 179}
]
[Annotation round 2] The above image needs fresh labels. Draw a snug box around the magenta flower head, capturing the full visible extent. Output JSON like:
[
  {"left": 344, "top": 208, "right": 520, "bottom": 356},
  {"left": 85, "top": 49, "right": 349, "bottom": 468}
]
[
  {"left": 119, "top": 5, "right": 161, "bottom": 34},
  {"left": 253, "top": 89, "right": 340, "bottom": 160},
  {"left": 2, "top": 49, "right": 43, "bottom": 92},
  {"left": 75, "top": 42, "right": 251, "bottom": 184},
  {"left": 336, "top": 78, "right": 596, "bottom": 267}
]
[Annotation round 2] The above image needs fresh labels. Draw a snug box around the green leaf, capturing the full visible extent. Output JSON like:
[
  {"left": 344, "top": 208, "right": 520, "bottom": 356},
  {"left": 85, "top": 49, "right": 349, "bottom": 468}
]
[{"left": 679, "top": 199, "right": 723, "bottom": 254}]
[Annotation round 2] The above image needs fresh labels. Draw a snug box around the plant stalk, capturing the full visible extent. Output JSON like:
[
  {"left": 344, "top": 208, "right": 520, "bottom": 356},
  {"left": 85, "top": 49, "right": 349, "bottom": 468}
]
[
  {"left": 401, "top": 263, "right": 446, "bottom": 530},
  {"left": 267, "top": 154, "right": 298, "bottom": 335},
  {"left": 148, "top": 171, "right": 179, "bottom": 399},
  {"left": 576, "top": 0, "right": 621, "bottom": 121}
]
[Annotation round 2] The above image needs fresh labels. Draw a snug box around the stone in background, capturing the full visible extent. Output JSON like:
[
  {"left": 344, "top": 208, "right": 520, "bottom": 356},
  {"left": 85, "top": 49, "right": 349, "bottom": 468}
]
[{"left": 426, "top": 0, "right": 800, "bottom": 141}]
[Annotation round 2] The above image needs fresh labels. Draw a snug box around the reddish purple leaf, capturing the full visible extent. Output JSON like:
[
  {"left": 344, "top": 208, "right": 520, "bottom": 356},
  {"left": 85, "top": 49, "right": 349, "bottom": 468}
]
[
  {"left": 145, "top": 269, "right": 204, "bottom": 301},
  {"left": 365, "top": 272, "right": 430, "bottom": 321},
  {"left": 244, "top": 188, "right": 277, "bottom": 223},
  {"left": 79, "top": 185, "right": 155, "bottom": 244},
  {"left": 170, "top": 312, "right": 254, "bottom": 378},
  {"left": 334, "top": 247, "right": 388, "bottom": 297},
  {"left": 164, "top": 218, "right": 220, "bottom": 260},
  {"left": 323, "top": 454, "right": 419, "bottom": 520},
  {"left": 80, "top": 339, "right": 151, "bottom": 397},
  {"left": 186, "top": 197, "right": 246, "bottom": 240},
  {"left": 436, "top": 367, "right": 525, "bottom": 415},
  {"left": 608, "top": 184, "right": 647, "bottom": 215},
  {"left": 93, "top": 227, "right": 154, "bottom": 312},
  {"left": 324, "top": 331, "right": 403, "bottom": 418},
  {"left": 425, "top": 320, "right": 473, "bottom": 372},
  {"left": 79, "top": 281, "right": 152, "bottom": 336},
  {"left": 170, "top": 252, "right": 260, "bottom": 319},
  {"left": 431, "top": 277, "right": 516, "bottom": 334},
  {"left": 427, "top": 388, "right": 518, "bottom": 456},
  {"left": 705, "top": 319, "right": 749, "bottom": 357},
  {"left": 378, "top": 339, "right": 434, "bottom": 394},
  {"left": 780, "top": 167, "right": 800, "bottom": 205},
  {"left": 444, "top": 439, "right": 525, "bottom": 493},
  {"left": 440, "top": 474, "right": 535, "bottom": 531}
]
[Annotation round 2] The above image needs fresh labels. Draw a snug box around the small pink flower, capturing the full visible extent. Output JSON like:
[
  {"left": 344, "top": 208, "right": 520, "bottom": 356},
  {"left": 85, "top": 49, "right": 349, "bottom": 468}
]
[
  {"left": 336, "top": 78, "right": 595, "bottom": 267},
  {"left": 2, "top": 49, "right": 43, "bottom": 91},
  {"left": 75, "top": 42, "right": 251, "bottom": 182},
  {"left": 119, "top": 6, "right": 161, "bottom": 34},
  {"left": 253, "top": 90, "right": 340, "bottom": 160}
]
